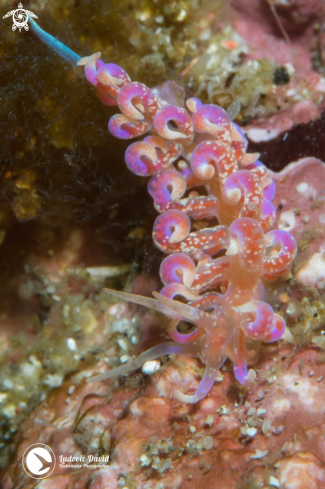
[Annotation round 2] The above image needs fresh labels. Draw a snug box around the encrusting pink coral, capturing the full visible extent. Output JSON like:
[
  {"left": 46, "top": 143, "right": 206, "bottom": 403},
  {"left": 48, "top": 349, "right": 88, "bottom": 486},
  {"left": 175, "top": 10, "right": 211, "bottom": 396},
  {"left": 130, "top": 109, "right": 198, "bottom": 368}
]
[{"left": 29, "top": 19, "right": 297, "bottom": 403}]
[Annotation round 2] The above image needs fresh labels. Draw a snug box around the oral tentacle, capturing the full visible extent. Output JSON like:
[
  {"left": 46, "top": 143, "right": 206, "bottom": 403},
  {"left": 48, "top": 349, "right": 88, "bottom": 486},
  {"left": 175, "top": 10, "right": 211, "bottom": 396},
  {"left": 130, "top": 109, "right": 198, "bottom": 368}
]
[
  {"left": 87, "top": 340, "right": 201, "bottom": 383},
  {"left": 153, "top": 292, "right": 221, "bottom": 334},
  {"left": 103, "top": 288, "right": 182, "bottom": 320}
]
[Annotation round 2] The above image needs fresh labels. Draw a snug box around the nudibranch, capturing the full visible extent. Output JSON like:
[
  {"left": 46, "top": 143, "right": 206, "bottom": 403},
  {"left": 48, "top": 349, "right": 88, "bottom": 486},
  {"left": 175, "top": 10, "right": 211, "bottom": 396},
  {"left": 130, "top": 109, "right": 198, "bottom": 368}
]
[{"left": 29, "top": 19, "right": 297, "bottom": 403}]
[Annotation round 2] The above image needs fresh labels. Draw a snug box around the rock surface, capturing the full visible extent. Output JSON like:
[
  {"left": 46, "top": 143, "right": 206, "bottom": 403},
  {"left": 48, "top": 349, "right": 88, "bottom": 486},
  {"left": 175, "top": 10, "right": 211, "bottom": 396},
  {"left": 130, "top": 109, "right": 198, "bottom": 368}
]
[
  {"left": 2, "top": 157, "right": 325, "bottom": 488},
  {"left": 3, "top": 339, "right": 325, "bottom": 489}
]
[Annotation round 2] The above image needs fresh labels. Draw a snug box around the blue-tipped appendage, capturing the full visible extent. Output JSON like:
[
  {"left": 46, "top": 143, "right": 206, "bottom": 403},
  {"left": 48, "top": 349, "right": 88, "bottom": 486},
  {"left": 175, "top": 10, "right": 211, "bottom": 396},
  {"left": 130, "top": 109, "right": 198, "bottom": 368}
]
[{"left": 29, "top": 17, "right": 81, "bottom": 67}]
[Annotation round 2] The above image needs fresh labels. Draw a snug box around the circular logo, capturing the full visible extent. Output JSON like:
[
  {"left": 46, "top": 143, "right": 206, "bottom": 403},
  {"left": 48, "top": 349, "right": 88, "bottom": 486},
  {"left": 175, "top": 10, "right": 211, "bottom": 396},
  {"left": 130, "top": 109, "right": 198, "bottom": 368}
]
[
  {"left": 13, "top": 9, "right": 28, "bottom": 29},
  {"left": 22, "top": 443, "right": 56, "bottom": 479}
]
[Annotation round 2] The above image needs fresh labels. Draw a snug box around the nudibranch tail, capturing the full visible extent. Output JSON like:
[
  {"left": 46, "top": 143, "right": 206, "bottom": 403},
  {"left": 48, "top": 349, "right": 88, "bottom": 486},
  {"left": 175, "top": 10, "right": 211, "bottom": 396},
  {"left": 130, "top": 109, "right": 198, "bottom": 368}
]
[{"left": 29, "top": 18, "right": 81, "bottom": 67}]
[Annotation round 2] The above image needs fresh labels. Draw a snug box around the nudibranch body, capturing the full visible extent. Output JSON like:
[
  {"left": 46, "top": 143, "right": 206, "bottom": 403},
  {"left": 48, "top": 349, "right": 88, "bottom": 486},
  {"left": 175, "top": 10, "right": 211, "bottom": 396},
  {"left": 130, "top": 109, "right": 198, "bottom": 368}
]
[{"left": 29, "top": 20, "right": 297, "bottom": 403}]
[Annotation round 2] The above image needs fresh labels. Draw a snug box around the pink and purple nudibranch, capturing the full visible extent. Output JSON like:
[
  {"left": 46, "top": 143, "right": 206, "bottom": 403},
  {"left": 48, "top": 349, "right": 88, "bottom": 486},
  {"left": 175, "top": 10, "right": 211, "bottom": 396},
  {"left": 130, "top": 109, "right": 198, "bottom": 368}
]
[{"left": 29, "top": 19, "right": 297, "bottom": 403}]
